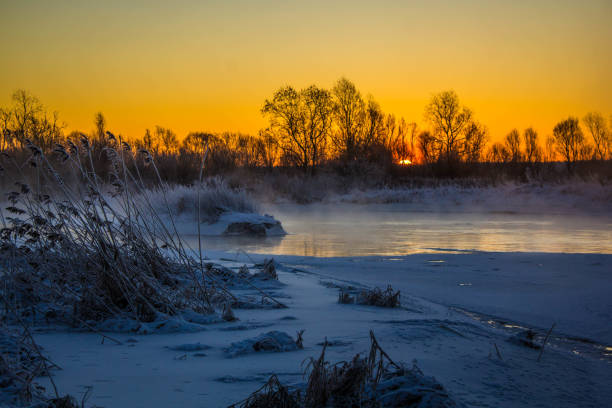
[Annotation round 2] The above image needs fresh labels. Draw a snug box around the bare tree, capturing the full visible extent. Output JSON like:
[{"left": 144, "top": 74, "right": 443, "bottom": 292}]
[
  {"left": 140, "top": 129, "right": 154, "bottom": 152},
  {"left": 300, "top": 85, "right": 333, "bottom": 170},
  {"left": 0, "top": 107, "right": 13, "bottom": 150},
  {"left": 257, "top": 128, "right": 280, "bottom": 169},
  {"left": 544, "top": 135, "right": 556, "bottom": 162},
  {"left": 504, "top": 129, "right": 521, "bottom": 162},
  {"left": 262, "top": 86, "right": 302, "bottom": 167},
  {"left": 523, "top": 127, "right": 542, "bottom": 164},
  {"left": 183, "top": 132, "right": 216, "bottom": 154},
  {"left": 154, "top": 126, "right": 179, "bottom": 154},
  {"left": 417, "top": 130, "right": 438, "bottom": 164},
  {"left": 583, "top": 112, "right": 609, "bottom": 160},
  {"left": 331, "top": 78, "right": 365, "bottom": 161},
  {"left": 463, "top": 121, "right": 488, "bottom": 164},
  {"left": 363, "top": 97, "right": 385, "bottom": 153},
  {"left": 424, "top": 90, "right": 472, "bottom": 165},
  {"left": 553, "top": 117, "right": 584, "bottom": 171},
  {"left": 579, "top": 142, "right": 594, "bottom": 161},
  {"left": 488, "top": 142, "right": 510, "bottom": 164},
  {"left": 3, "top": 90, "right": 63, "bottom": 152},
  {"left": 384, "top": 116, "right": 416, "bottom": 163},
  {"left": 262, "top": 84, "right": 333, "bottom": 173}
]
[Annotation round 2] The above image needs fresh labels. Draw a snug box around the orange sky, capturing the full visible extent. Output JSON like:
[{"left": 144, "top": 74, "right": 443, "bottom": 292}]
[{"left": 1, "top": 0, "right": 611, "bottom": 142}]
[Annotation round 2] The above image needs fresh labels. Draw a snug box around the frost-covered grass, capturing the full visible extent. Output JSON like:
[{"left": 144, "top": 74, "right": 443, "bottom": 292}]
[
  {"left": 145, "top": 178, "right": 258, "bottom": 224},
  {"left": 0, "top": 138, "right": 232, "bottom": 327},
  {"left": 231, "top": 330, "right": 455, "bottom": 408},
  {"left": 0, "top": 136, "right": 285, "bottom": 406},
  {"left": 339, "top": 285, "right": 401, "bottom": 308}
]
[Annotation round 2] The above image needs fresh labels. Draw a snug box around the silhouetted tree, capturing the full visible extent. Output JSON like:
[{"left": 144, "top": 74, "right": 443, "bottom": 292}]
[
  {"left": 331, "top": 78, "right": 365, "bottom": 161},
  {"left": 488, "top": 142, "right": 510, "bottom": 164},
  {"left": 417, "top": 130, "right": 438, "bottom": 164},
  {"left": 142, "top": 129, "right": 154, "bottom": 152},
  {"left": 523, "top": 127, "right": 541, "bottom": 164},
  {"left": 0, "top": 108, "right": 12, "bottom": 150},
  {"left": 579, "top": 142, "right": 594, "bottom": 161},
  {"left": 424, "top": 90, "right": 472, "bottom": 165},
  {"left": 155, "top": 126, "right": 178, "bottom": 154},
  {"left": 363, "top": 97, "right": 384, "bottom": 150},
  {"left": 257, "top": 128, "right": 280, "bottom": 169},
  {"left": 504, "top": 129, "right": 521, "bottom": 163},
  {"left": 183, "top": 132, "right": 214, "bottom": 154},
  {"left": 463, "top": 121, "right": 488, "bottom": 164},
  {"left": 262, "top": 85, "right": 332, "bottom": 173},
  {"left": 384, "top": 116, "right": 415, "bottom": 163},
  {"left": 544, "top": 135, "right": 556, "bottom": 162},
  {"left": 262, "top": 86, "right": 302, "bottom": 167},
  {"left": 300, "top": 85, "right": 333, "bottom": 170},
  {"left": 1, "top": 90, "right": 63, "bottom": 152},
  {"left": 583, "top": 112, "right": 609, "bottom": 160},
  {"left": 553, "top": 117, "right": 584, "bottom": 171}
]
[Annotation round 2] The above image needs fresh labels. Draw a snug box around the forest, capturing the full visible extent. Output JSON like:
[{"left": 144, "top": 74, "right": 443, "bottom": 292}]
[{"left": 1, "top": 78, "right": 611, "bottom": 190}]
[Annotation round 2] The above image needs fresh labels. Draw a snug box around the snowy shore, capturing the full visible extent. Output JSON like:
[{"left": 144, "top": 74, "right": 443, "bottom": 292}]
[{"left": 33, "top": 251, "right": 612, "bottom": 408}]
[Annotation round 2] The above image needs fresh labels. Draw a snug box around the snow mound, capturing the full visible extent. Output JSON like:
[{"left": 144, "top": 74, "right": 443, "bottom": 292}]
[
  {"left": 373, "top": 368, "right": 459, "bottom": 407},
  {"left": 145, "top": 180, "right": 257, "bottom": 223},
  {"left": 142, "top": 181, "right": 286, "bottom": 236},
  {"left": 224, "top": 331, "right": 300, "bottom": 358},
  {"left": 162, "top": 209, "right": 286, "bottom": 237}
]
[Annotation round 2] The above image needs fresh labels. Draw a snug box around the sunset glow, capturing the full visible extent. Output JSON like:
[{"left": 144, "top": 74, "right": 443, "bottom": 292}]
[
  {"left": 0, "top": 3, "right": 611, "bottom": 406},
  {"left": 1, "top": 1, "right": 611, "bottom": 141}
]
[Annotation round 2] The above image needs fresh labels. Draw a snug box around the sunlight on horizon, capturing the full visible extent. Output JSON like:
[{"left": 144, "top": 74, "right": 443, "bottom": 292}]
[{"left": 1, "top": 0, "right": 611, "bottom": 141}]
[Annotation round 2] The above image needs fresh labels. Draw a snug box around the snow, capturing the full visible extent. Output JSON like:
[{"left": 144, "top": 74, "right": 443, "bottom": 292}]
[
  {"left": 30, "top": 251, "right": 612, "bottom": 408},
  {"left": 141, "top": 182, "right": 287, "bottom": 237},
  {"left": 268, "top": 252, "right": 612, "bottom": 345},
  {"left": 4, "top": 182, "right": 611, "bottom": 407},
  {"left": 151, "top": 208, "right": 286, "bottom": 237}
]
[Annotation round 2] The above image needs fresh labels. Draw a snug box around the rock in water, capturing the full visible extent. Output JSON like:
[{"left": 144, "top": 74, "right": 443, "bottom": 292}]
[
  {"left": 224, "top": 220, "right": 284, "bottom": 236},
  {"left": 224, "top": 221, "right": 267, "bottom": 236}
]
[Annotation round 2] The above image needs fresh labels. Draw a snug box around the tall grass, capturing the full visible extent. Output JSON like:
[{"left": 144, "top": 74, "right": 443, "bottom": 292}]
[{"left": 0, "top": 134, "right": 235, "bottom": 327}]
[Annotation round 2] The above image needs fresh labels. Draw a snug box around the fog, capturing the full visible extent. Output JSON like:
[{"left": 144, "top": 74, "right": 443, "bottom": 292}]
[{"left": 185, "top": 200, "right": 612, "bottom": 257}]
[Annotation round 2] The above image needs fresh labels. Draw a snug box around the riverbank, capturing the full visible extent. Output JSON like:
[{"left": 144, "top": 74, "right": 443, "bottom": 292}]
[{"left": 33, "top": 251, "right": 612, "bottom": 407}]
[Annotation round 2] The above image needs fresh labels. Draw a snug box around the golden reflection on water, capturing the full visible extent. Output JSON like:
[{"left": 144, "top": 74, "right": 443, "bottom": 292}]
[{"left": 189, "top": 206, "right": 612, "bottom": 257}]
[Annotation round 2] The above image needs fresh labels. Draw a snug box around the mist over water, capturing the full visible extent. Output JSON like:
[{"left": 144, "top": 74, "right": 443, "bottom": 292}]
[{"left": 186, "top": 203, "right": 612, "bottom": 257}]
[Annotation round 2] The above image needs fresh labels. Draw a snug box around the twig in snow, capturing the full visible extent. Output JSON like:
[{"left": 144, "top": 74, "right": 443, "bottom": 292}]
[{"left": 537, "top": 323, "right": 556, "bottom": 362}]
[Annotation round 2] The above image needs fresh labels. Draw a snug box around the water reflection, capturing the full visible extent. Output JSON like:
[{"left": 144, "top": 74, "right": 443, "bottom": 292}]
[{"left": 183, "top": 204, "right": 612, "bottom": 257}]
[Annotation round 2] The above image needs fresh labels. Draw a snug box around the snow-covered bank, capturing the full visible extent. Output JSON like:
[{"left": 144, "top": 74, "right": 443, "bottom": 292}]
[
  {"left": 171, "top": 210, "right": 286, "bottom": 236},
  {"left": 32, "top": 251, "right": 612, "bottom": 408},
  {"left": 143, "top": 182, "right": 286, "bottom": 236},
  {"left": 264, "top": 251, "right": 612, "bottom": 345}
]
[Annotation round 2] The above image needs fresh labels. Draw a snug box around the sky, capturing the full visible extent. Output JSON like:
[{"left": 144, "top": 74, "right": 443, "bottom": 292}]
[{"left": 1, "top": 0, "right": 611, "bottom": 142}]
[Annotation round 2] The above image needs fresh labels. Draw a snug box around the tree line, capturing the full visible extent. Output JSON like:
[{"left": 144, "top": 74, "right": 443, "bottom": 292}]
[{"left": 1, "top": 79, "right": 611, "bottom": 182}]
